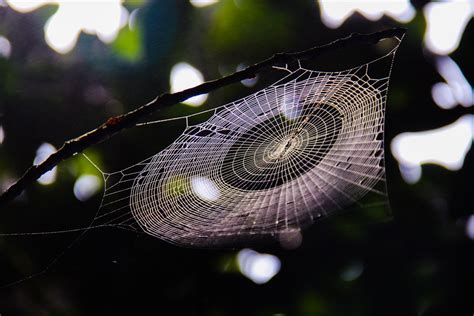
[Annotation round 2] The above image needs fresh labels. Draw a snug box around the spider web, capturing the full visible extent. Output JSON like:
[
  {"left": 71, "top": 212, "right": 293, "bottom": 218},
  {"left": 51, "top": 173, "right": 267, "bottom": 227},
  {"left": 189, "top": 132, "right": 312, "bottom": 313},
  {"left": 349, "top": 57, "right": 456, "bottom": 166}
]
[{"left": 90, "top": 41, "right": 401, "bottom": 248}]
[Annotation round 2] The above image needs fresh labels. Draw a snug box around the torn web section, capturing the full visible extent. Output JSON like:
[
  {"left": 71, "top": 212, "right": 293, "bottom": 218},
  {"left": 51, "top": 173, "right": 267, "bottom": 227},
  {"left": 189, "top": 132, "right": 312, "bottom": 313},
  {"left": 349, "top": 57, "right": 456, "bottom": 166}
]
[{"left": 93, "top": 44, "right": 399, "bottom": 248}]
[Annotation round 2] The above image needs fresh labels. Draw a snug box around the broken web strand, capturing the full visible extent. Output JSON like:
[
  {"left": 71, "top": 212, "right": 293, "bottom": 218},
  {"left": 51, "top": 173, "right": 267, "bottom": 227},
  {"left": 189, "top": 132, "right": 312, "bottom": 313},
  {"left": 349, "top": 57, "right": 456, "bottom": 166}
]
[{"left": 91, "top": 36, "right": 403, "bottom": 248}]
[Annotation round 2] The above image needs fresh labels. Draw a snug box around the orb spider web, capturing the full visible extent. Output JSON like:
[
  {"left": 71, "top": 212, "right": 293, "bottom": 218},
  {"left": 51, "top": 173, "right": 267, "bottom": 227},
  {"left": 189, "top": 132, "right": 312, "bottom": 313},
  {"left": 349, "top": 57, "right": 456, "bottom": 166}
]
[{"left": 89, "top": 38, "right": 402, "bottom": 248}]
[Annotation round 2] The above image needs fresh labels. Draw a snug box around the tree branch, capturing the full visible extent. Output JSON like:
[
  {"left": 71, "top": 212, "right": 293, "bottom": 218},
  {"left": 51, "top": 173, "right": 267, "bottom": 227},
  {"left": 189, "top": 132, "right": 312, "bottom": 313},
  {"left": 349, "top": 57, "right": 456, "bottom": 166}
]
[{"left": 0, "top": 27, "right": 406, "bottom": 207}]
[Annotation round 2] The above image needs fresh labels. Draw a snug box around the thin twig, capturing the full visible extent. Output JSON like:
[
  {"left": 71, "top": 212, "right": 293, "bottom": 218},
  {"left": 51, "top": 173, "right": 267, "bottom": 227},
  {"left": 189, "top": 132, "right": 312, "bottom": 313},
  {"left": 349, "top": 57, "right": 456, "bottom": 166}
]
[{"left": 0, "top": 27, "right": 406, "bottom": 207}]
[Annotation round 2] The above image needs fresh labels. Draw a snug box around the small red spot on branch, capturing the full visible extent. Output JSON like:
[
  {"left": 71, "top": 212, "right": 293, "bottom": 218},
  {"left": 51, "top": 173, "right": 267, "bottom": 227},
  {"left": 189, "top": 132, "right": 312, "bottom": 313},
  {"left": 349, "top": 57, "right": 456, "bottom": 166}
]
[{"left": 105, "top": 116, "right": 123, "bottom": 126}]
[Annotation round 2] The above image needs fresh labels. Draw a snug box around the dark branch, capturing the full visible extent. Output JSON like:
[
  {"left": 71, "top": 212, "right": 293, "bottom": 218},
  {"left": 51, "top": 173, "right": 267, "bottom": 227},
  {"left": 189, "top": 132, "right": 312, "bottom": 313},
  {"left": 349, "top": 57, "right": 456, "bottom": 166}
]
[{"left": 0, "top": 27, "right": 406, "bottom": 207}]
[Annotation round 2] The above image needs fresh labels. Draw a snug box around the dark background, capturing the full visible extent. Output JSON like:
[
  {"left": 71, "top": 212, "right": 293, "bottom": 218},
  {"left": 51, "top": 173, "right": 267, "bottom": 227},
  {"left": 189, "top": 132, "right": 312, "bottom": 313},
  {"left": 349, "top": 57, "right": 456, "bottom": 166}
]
[{"left": 0, "top": 1, "right": 473, "bottom": 315}]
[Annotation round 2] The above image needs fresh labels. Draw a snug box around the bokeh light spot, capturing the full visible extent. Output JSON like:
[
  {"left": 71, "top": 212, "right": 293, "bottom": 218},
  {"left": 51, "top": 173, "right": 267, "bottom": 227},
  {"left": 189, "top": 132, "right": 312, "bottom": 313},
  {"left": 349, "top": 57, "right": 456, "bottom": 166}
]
[
  {"left": 398, "top": 163, "right": 422, "bottom": 184},
  {"left": 319, "top": 0, "right": 415, "bottom": 28},
  {"left": 73, "top": 175, "right": 101, "bottom": 202},
  {"left": 237, "top": 249, "right": 281, "bottom": 284},
  {"left": 340, "top": 261, "right": 364, "bottom": 282},
  {"left": 391, "top": 115, "right": 474, "bottom": 183},
  {"left": 191, "top": 176, "right": 220, "bottom": 202},
  {"left": 423, "top": 1, "right": 473, "bottom": 55},
  {"left": 7, "top": 0, "right": 128, "bottom": 54},
  {"left": 170, "top": 62, "right": 207, "bottom": 107},
  {"left": 189, "top": 0, "right": 219, "bottom": 8},
  {"left": 0, "top": 35, "right": 12, "bottom": 58},
  {"left": 33, "top": 143, "right": 57, "bottom": 185},
  {"left": 431, "top": 82, "right": 457, "bottom": 110},
  {"left": 280, "top": 94, "right": 303, "bottom": 121},
  {"left": 278, "top": 229, "right": 303, "bottom": 249},
  {"left": 6, "top": 0, "right": 49, "bottom": 12},
  {"left": 237, "top": 63, "right": 258, "bottom": 87},
  {"left": 0, "top": 125, "right": 4, "bottom": 144},
  {"left": 466, "top": 215, "right": 474, "bottom": 240},
  {"left": 433, "top": 56, "right": 473, "bottom": 109}
]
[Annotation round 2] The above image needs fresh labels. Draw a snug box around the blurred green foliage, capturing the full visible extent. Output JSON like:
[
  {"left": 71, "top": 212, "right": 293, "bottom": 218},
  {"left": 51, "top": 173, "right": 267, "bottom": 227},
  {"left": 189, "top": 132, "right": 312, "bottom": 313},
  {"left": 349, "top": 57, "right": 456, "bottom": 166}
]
[{"left": 113, "top": 26, "right": 143, "bottom": 62}]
